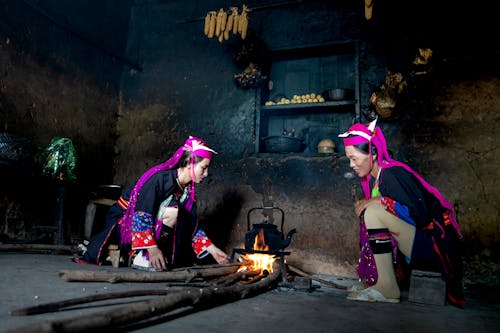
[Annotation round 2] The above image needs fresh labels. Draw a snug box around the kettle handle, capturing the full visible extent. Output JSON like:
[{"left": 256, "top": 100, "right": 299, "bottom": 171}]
[{"left": 247, "top": 207, "right": 285, "bottom": 232}]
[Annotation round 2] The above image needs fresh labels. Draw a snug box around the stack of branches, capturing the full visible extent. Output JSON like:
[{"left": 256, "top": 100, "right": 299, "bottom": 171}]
[{"left": 7, "top": 262, "right": 281, "bottom": 333}]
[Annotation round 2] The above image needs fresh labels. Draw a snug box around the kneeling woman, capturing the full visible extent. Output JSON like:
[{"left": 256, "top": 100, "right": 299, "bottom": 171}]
[
  {"left": 339, "top": 119, "right": 465, "bottom": 307},
  {"left": 78, "top": 136, "right": 229, "bottom": 271}
]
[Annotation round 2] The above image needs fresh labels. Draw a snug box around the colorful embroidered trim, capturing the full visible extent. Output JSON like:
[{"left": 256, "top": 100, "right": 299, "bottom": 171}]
[{"left": 117, "top": 196, "right": 129, "bottom": 210}]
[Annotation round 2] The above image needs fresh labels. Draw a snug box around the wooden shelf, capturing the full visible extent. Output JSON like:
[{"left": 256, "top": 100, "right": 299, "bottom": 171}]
[
  {"left": 261, "top": 100, "right": 356, "bottom": 114},
  {"left": 255, "top": 40, "right": 361, "bottom": 154}
]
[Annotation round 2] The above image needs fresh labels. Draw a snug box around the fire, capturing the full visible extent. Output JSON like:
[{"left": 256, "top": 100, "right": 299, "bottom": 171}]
[{"left": 238, "top": 228, "right": 276, "bottom": 273}]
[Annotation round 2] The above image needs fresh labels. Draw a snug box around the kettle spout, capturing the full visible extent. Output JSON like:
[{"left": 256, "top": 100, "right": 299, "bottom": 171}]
[{"left": 281, "top": 228, "right": 297, "bottom": 249}]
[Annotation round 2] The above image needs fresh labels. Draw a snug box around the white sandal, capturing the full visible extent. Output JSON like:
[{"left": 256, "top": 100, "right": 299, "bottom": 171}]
[
  {"left": 347, "top": 287, "right": 400, "bottom": 303},
  {"left": 347, "top": 282, "right": 368, "bottom": 292}
]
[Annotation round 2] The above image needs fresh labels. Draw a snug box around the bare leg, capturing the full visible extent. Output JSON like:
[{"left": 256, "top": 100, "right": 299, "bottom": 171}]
[
  {"left": 361, "top": 202, "right": 416, "bottom": 299},
  {"left": 364, "top": 202, "right": 416, "bottom": 258}
]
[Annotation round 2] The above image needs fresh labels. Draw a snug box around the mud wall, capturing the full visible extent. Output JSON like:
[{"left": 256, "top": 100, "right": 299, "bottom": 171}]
[{"left": 0, "top": 0, "right": 131, "bottom": 240}]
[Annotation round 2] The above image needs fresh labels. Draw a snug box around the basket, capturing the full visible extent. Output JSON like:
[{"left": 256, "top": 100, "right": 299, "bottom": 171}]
[
  {"left": 263, "top": 136, "right": 304, "bottom": 153},
  {"left": 0, "top": 133, "right": 32, "bottom": 161}
]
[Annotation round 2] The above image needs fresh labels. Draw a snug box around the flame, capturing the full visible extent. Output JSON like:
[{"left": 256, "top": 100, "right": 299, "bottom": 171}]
[{"left": 238, "top": 228, "right": 276, "bottom": 273}]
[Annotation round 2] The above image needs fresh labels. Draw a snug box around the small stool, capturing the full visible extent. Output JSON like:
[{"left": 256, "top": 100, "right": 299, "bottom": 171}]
[
  {"left": 84, "top": 198, "right": 117, "bottom": 239},
  {"left": 408, "top": 269, "right": 446, "bottom": 305},
  {"left": 107, "top": 244, "right": 121, "bottom": 268}
]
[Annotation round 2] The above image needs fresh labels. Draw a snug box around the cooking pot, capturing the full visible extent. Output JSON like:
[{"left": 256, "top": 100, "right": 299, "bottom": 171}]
[
  {"left": 263, "top": 136, "right": 304, "bottom": 153},
  {"left": 322, "top": 88, "right": 354, "bottom": 101}
]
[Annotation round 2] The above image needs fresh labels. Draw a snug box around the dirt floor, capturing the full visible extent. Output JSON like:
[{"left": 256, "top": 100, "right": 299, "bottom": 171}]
[{"left": 0, "top": 253, "right": 499, "bottom": 333}]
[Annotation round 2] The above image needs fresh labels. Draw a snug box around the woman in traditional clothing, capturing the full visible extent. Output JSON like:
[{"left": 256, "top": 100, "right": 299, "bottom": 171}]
[
  {"left": 338, "top": 119, "right": 465, "bottom": 307},
  {"left": 77, "top": 136, "right": 229, "bottom": 271}
]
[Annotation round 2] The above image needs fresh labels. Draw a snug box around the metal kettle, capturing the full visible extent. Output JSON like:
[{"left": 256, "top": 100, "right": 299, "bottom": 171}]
[{"left": 244, "top": 207, "right": 297, "bottom": 252}]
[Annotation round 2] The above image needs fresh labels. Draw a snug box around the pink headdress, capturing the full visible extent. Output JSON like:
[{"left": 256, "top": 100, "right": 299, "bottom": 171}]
[
  {"left": 120, "top": 136, "right": 216, "bottom": 245},
  {"left": 339, "top": 118, "right": 461, "bottom": 235}
]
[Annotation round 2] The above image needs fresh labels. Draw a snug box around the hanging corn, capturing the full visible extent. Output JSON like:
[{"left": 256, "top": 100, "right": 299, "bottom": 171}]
[
  {"left": 220, "top": 9, "right": 227, "bottom": 34},
  {"left": 224, "top": 6, "right": 237, "bottom": 40},
  {"left": 232, "top": 7, "right": 240, "bottom": 35},
  {"left": 205, "top": 5, "right": 250, "bottom": 42},
  {"left": 204, "top": 12, "right": 211, "bottom": 36},
  {"left": 238, "top": 4, "right": 249, "bottom": 40},
  {"left": 364, "top": 0, "right": 373, "bottom": 20},
  {"left": 215, "top": 8, "right": 224, "bottom": 37},
  {"left": 207, "top": 11, "right": 216, "bottom": 38},
  {"left": 223, "top": 23, "right": 231, "bottom": 41}
]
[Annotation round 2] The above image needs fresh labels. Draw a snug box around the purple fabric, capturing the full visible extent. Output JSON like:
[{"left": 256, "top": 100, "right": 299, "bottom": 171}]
[
  {"left": 357, "top": 219, "right": 398, "bottom": 286},
  {"left": 357, "top": 221, "right": 378, "bottom": 286},
  {"left": 119, "top": 136, "right": 215, "bottom": 245}
]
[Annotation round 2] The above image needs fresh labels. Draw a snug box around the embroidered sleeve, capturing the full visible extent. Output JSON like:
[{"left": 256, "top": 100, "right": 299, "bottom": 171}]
[
  {"left": 378, "top": 167, "right": 434, "bottom": 227},
  {"left": 380, "top": 196, "right": 415, "bottom": 226},
  {"left": 131, "top": 211, "right": 158, "bottom": 249},
  {"left": 192, "top": 229, "right": 213, "bottom": 258}
]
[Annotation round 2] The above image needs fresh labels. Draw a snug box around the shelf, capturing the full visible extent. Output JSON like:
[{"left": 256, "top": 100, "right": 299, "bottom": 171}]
[
  {"left": 261, "top": 100, "right": 356, "bottom": 114},
  {"left": 255, "top": 40, "right": 361, "bottom": 154},
  {"left": 253, "top": 152, "right": 340, "bottom": 159}
]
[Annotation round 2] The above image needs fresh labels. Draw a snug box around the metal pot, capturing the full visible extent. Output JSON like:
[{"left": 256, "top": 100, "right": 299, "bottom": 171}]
[
  {"left": 322, "top": 88, "right": 354, "bottom": 101},
  {"left": 263, "top": 136, "right": 304, "bottom": 153}
]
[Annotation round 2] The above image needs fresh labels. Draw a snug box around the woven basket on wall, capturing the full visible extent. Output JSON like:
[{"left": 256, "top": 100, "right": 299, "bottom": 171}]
[{"left": 0, "top": 133, "right": 32, "bottom": 161}]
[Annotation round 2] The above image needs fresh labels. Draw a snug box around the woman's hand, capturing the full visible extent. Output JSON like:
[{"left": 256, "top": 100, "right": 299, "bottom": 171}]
[
  {"left": 207, "top": 245, "right": 230, "bottom": 265},
  {"left": 147, "top": 246, "right": 167, "bottom": 271},
  {"left": 354, "top": 197, "right": 380, "bottom": 218}
]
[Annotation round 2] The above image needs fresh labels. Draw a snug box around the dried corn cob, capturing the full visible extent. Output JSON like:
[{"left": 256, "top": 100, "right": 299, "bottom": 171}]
[
  {"left": 239, "top": 5, "right": 249, "bottom": 39},
  {"left": 220, "top": 8, "right": 227, "bottom": 34},
  {"left": 232, "top": 8, "right": 240, "bottom": 35},
  {"left": 224, "top": 21, "right": 231, "bottom": 40},
  {"left": 204, "top": 12, "right": 210, "bottom": 36},
  {"left": 223, "top": 7, "right": 236, "bottom": 41},
  {"left": 215, "top": 8, "right": 223, "bottom": 37},
  {"left": 207, "top": 11, "right": 216, "bottom": 38},
  {"left": 240, "top": 14, "right": 248, "bottom": 39}
]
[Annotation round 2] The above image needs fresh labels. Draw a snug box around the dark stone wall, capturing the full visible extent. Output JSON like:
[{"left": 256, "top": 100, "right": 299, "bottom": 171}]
[
  {"left": 0, "top": 0, "right": 132, "bottom": 240},
  {"left": 0, "top": 0, "right": 498, "bottom": 274}
]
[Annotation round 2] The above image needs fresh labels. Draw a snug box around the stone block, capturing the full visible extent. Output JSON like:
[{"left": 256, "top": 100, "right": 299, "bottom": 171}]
[{"left": 408, "top": 269, "right": 446, "bottom": 305}]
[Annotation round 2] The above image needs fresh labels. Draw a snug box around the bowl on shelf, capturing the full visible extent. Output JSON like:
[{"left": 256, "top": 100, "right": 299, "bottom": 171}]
[
  {"left": 263, "top": 136, "right": 304, "bottom": 153},
  {"left": 322, "top": 88, "right": 354, "bottom": 101}
]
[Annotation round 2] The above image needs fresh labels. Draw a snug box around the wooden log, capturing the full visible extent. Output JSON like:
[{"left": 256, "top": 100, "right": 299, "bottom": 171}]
[
  {"left": 287, "top": 264, "right": 348, "bottom": 290},
  {"left": 7, "top": 263, "right": 282, "bottom": 333},
  {"left": 0, "top": 244, "right": 76, "bottom": 254},
  {"left": 209, "top": 269, "right": 260, "bottom": 286},
  {"left": 59, "top": 263, "right": 241, "bottom": 283},
  {"left": 10, "top": 289, "right": 174, "bottom": 316}
]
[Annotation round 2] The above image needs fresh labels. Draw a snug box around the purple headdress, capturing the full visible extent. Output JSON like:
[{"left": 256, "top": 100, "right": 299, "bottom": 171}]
[
  {"left": 339, "top": 118, "right": 461, "bottom": 235},
  {"left": 119, "top": 136, "right": 217, "bottom": 245}
]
